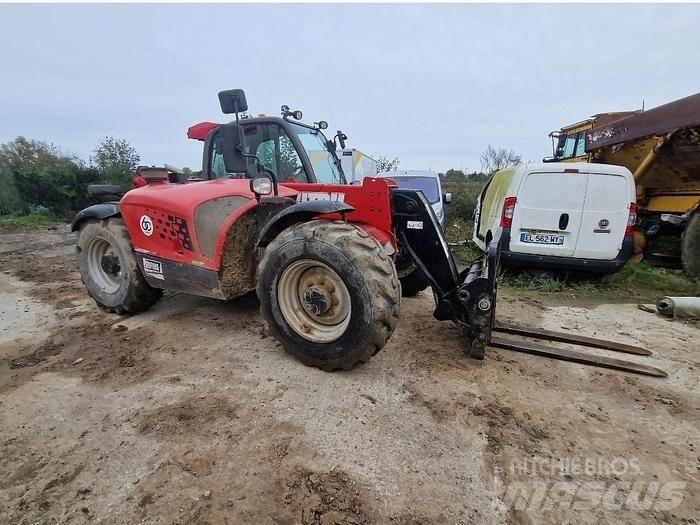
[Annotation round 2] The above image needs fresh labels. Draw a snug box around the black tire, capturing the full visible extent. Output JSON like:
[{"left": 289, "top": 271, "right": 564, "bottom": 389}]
[
  {"left": 76, "top": 218, "right": 163, "bottom": 314},
  {"left": 681, "top": 212, "right": 700, "bottom": 278},
  {"left": 399, "top": 266, "right": 430, "bottom": 297},
  {"left": 395, "top": 253, "right": 430, "bottom": 297},
  {"left": 257, "top": 220, "right": 400, "bottom": 371}
]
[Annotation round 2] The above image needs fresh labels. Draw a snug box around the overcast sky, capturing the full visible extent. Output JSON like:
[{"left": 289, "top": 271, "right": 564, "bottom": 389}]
[{"left": 1, "top": 4, "right": 698, "bottom": 173}]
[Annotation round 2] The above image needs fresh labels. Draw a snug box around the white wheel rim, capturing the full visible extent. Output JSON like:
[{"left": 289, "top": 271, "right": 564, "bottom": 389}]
[
  {"left": 87, "top": 237, "right": 122, "bottom": 294},
  {"left": 277, "top": 259, "right": 351, "bottom": 343}
]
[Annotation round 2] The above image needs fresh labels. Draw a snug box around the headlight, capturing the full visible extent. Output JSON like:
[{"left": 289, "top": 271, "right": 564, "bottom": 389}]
[{"left": 250, "top": 177, "right": 273, "bottom": 196}]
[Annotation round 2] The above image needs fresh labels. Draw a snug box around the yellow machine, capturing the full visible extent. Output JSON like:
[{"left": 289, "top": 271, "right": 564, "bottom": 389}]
[{"left": 546, "top": 93, "right": 700, "bottom": 276}]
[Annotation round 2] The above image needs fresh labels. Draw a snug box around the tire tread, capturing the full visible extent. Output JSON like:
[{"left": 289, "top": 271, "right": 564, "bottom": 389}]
[{"left": 257, "top": 220, "right": 400, "bottom": 371}]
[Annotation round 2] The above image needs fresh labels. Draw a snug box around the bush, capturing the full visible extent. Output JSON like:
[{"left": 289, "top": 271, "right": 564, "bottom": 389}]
[
  {"left": 0, "top": 167, "right": 22, "bottom": 215},
  {"left": 443, "top": 180, "right": 483, "bottom": 225},
  {"left": 0, "top": 137, "right": 130, "bottom": 217}
]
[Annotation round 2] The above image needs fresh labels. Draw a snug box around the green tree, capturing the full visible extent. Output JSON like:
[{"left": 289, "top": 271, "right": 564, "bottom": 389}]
[
  {"left": 0, "top": 137, "right": 99, "bottom": 216},
  {"left": 0, "top": 159, "right": 22, "bottom": 215},
  {"left": 442, "top": 168, "right": 466, "bottom": 183},
  {"left": 92, "top": 137, "right": 140, "bottom": 187},
  {"left": 467, "top": 172, "right": 489, "bottom": 183},
  {"left": 439, "top": 167, "right": 489, "bottom": 225},
  {"left": 376, "top": 156, "right": 400, "bottom": 174}
]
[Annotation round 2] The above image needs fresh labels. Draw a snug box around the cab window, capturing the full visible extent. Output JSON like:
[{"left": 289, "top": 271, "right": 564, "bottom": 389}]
[
  {"left": 574, "top": 131, "right": 587, "bottom": 157},
  {"left": 289, "top": 123, "right": 345, "bottom": 184},
  {"left": 561, "top": 134, "right": 577, "bottom": 158},
  {"left": 208, "top": 123, "right": 309, "bottom": 182},
  {"left": 557, "top": 131, "right": 586, "bottom": 160}
]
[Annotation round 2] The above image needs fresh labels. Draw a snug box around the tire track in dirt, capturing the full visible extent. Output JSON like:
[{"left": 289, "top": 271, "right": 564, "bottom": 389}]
[{"left": 2, "top": 230, "right": 699, "bottom": 524}]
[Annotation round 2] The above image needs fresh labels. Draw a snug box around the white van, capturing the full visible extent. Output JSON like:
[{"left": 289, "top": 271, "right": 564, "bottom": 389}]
[
  {"left": 339, "top": 148, "right": 378, "bottom": 183},
  {"left": 379, "top": 170, "right": 451, "bottom": 229},
  {"left": 473, "top": 163, "right": 637, "bottom": 273}
]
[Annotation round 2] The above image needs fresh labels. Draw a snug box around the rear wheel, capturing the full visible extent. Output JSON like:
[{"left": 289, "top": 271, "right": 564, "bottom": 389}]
[
  {"left": 257, "top": 220, "right": 400, "bottom": 371},
  {"left": 682, "top": 212, "right": 700, "bottom": 277},
  {"left": 76, "top": 218, "right": 163, "bottom": 314}
]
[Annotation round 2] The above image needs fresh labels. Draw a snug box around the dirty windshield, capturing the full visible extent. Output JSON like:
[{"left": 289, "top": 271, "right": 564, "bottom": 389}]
[{"left": 289, "top": 123, "right": 345, "bottom": 184}]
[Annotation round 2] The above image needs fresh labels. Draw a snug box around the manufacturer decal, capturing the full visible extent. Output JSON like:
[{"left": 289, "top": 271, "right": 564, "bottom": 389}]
[
  {"left": 296, "top": 192, "right": 346, "bottom": 203},
  {"left": 407, "top": 221, "right": 424, "bottom": 230},
  {"left": 594, "top": 218, "right": 611, "bottom": 234},
  {"left": 134, "top": 247, "right": 154, "bottom": 255},
  {"left": 143, "top": 258, "right": 164, "bottom": 280},
  {"left": 140, "top": 215, "right": 154, "bottom": 236},
  {"left": 164, "top": 215, "right": 194, "bottom": 252}
]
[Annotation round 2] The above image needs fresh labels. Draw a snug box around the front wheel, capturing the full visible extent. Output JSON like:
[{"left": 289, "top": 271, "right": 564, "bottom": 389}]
[{"left": 257, "top": 220, "right": 400, "bottom": 371}]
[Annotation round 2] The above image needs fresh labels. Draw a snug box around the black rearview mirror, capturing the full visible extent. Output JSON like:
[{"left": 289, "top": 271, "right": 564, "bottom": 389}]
[
  {"left": 218, "top": 89, "right": 248, "bottom": 114},
  {"left": 220, "top": 123, "right": 247, "bottom": 174}
]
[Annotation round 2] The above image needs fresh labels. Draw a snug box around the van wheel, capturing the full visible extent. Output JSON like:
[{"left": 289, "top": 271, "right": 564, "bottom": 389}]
[
  {"left": 76, "top": 219, "right": 163, "bottom": 314},
  {"left": 395, "top": 253, "right": 429, "bottom": 297},
  {"left": 257, "top": 220, "right": 400, "bottom": 371}
]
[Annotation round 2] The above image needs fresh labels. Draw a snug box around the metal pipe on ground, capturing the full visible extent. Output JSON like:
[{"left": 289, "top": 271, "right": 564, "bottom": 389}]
[{"left": 656, "top": 296, "right": 700, "bottom": 319}]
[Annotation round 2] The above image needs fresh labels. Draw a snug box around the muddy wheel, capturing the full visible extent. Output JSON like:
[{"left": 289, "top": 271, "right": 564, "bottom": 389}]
[
  {"left": 76, "top": 218, "right": 163, "bottom": 314},
  {"left": 681, "top": 212, "right": 700, "bottom": 277},
  {"left": 395, "top": 252, "right": 430, "bottom": 297},
  {"left": 257, "top": 220, "right": 400, "bottom": 371}
]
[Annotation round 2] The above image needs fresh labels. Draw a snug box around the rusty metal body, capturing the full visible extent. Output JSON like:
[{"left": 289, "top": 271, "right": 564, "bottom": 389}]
[
  {"left": 546, "top": 92, "right": 700, "bottom": 271},
  {"left": 549, "top": 93, "right": 700, "bottom": 215},
  {"left": 587, "top": 94, "right": 700, "bottom": 216}
]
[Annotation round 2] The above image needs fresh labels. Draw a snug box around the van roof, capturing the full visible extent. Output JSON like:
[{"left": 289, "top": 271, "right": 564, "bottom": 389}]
[
  {"left": 517, "top": 162, "right": 633, "bottom": 177},
  {"left": 379, "top": 170, "right": 438, "bottom": 178}
]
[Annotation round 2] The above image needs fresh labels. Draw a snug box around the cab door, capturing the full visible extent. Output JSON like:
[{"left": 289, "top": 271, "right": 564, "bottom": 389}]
[
  {"left": 509, "top": 167, "right": 588, "bottom": 257},
  {"left": 204, "top": 122, "right": 310, "bottom": 183}
]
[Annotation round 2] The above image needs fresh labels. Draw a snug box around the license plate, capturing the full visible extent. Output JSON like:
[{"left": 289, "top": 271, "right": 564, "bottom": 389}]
[{"left": 520, "top": 232, "right": 564, "bottom": 245}]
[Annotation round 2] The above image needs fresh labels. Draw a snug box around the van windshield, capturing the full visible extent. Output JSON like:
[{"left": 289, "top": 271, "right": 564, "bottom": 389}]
[{"left": 391, "top": 176, "right": 440, "bottom": 203}]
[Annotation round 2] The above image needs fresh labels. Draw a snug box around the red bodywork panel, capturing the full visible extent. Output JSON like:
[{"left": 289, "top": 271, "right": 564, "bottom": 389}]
[
  {"left": 120, "top": 178, "right": 396, "bottom": 272},
  {"left": 187, "top": 121, "right": 219, "bottom": 141}
]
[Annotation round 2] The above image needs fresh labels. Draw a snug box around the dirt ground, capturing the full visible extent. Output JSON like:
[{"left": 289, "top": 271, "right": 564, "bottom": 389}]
[{"left": 0, "top": 228, "right": 698, "bottom": 524}]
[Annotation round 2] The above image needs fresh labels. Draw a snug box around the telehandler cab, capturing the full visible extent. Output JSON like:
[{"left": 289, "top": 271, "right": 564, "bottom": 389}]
[{"left": 72, "top": 89, "right": 666, "bottom": 377}]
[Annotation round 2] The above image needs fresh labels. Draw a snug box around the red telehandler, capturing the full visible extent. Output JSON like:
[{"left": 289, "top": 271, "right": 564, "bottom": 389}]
[{"left": 72, "top": 90, "right": 665, "bottom": 377}]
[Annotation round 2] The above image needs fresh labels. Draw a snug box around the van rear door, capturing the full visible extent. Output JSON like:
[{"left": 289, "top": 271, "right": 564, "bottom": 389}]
[
  {"left": 573, "top": 171, "right": 631, "bottom": 260},
  {"left": 509, "top": 168, "right": 588, "bottom": 257}
]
